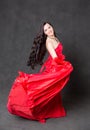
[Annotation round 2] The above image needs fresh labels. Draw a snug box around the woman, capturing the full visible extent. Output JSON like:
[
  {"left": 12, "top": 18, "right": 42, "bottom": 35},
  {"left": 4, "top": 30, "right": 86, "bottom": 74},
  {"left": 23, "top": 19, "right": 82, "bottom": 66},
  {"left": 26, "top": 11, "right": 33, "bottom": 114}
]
[{"left": 7, "top": 22, "right": 73, "bottom": 123}]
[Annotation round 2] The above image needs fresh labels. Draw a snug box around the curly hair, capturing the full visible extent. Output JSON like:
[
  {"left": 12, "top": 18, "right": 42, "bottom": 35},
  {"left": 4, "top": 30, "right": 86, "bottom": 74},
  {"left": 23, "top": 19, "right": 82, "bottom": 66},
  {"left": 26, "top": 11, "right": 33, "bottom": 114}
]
[{"left": 27, "top": 22, "right": 55, "bottom": 69}]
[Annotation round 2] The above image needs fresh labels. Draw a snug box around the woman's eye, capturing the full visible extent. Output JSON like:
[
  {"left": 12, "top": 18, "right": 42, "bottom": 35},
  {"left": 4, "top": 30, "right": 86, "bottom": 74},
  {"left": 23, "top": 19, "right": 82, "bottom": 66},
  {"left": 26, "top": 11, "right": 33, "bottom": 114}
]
[{"left": 44, "top": 29, "right": 47, "bottom": 32}]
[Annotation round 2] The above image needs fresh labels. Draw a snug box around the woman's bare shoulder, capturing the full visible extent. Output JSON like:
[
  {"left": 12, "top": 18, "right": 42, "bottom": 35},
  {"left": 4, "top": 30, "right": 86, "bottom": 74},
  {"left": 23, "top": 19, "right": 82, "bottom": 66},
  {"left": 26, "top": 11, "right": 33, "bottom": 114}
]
[{"left": 46, "top": 37, "right": 53, "bottom": 48}]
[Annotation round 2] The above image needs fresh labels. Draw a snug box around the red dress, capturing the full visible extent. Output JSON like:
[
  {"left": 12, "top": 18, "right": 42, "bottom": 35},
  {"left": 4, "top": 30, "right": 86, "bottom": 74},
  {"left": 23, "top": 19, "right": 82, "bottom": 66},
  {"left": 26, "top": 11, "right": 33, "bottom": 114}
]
[{"left": 7, "top": 43, "right": 73, "bottom": 123}]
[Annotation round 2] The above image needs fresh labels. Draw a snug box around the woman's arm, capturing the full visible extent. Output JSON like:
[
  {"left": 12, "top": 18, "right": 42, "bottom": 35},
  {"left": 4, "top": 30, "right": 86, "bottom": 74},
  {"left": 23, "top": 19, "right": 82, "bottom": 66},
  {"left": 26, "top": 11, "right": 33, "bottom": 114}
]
[
  {"left": 46, "top": 41, "right": 57, "bottom": 59},
  {"left": 46, "top": 40, "right": 63, "bottom": 65}
]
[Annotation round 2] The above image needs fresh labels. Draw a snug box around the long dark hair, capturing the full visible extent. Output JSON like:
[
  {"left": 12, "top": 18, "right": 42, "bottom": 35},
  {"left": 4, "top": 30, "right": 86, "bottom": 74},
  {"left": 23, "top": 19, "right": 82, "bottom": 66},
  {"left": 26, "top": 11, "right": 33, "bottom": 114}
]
[{"left": 27, "top": 22, "right": 55, "bottom": 69}]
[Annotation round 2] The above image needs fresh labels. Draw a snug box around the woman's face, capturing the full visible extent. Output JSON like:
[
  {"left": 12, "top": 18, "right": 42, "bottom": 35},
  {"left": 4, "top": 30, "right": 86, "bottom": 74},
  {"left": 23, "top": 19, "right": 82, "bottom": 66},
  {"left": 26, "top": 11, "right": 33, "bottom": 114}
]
[{"left": 43, "top": 23, "right": 54, "bottom": 37}]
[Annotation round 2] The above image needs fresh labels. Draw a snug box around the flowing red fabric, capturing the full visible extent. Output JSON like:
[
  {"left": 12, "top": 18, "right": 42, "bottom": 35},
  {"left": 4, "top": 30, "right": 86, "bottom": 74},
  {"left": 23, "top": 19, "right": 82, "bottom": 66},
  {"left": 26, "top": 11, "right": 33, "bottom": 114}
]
[{"left": 7, "top": 43, "right": 73, "bottom": 123}]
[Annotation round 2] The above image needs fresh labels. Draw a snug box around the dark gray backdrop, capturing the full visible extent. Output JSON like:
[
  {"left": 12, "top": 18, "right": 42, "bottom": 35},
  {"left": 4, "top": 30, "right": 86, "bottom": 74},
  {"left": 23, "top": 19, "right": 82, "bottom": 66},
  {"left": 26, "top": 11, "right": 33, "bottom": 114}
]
[{"left": 0, "top": 0, "right": 90, "bottom": 130}]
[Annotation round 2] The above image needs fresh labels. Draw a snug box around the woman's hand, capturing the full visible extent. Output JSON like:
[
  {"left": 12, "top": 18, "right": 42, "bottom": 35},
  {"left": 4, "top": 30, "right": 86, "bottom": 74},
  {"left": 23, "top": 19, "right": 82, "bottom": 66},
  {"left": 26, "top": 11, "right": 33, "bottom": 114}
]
[{"left": 52, "top": 57, "right": 63, "bottom": 65}]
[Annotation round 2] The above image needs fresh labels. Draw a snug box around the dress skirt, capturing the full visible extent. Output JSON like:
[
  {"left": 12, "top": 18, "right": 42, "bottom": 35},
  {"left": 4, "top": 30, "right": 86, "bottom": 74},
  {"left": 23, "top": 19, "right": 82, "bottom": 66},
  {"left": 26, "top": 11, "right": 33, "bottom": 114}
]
[{"left": 7, "top": 43, "right": 73, "bottom": 123}]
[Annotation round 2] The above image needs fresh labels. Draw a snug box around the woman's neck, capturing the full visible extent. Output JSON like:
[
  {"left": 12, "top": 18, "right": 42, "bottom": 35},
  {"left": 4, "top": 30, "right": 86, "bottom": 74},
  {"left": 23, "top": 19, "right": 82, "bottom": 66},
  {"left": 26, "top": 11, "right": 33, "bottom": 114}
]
[
  {"left": 48, "top": 35, "right": 56, "bottom": 39},
  {"left": 48, "top": 36, "right": 59, "bottom": 43}
]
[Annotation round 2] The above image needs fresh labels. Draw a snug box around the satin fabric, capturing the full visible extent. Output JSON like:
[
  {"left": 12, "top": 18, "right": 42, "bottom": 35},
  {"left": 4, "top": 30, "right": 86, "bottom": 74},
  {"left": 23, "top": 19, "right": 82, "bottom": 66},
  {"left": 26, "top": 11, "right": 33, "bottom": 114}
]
[{"left": 7, "top": 43, "right": 73, "bottom": 123}]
